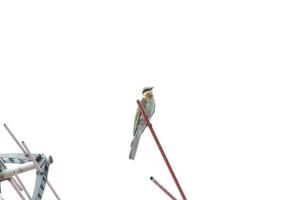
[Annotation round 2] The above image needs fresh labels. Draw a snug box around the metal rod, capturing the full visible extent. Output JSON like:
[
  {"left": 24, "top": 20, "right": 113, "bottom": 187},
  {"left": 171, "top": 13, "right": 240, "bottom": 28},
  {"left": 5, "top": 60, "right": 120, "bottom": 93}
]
[
  {"left": 46, "top": 179, "right": 61, "bottom": 200},
  {"left": 0, "top": 162, "right": 35, "bottom": 180},
  {"left": 137, "top": 100, "right": 187, "bottom": 200},
  {"left": 14, "top": 173, "right": 32, "bottom": 200},
  {"left": 8, "top": 179, "right": 26, "bottom": 200},
  {"left": 0, "top": 162, "right": 23, "bottom": 197},
  {"left": 150, "top": 176, "right": 178, "bottom": 200},
  {"left": 3, "top": 124, "right": 27, "bottom": 155},
  {"left": 21, "top": 142, "right": 41, "bottom": 173},
  {"left": 11, "top": 177, "right": 23, "bottom": 191}
]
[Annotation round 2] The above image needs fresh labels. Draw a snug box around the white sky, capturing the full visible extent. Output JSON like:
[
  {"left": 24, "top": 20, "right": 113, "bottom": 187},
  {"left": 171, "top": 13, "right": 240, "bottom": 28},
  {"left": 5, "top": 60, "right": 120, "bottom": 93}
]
[{"left": 0, "top": 1, "right": 300, "bottom": 199}]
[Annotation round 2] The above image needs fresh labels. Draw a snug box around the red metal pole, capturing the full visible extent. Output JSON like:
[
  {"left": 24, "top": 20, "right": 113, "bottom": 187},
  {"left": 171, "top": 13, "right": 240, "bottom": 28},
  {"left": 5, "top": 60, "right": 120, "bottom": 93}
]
[
  {"left": 150, "top": 176, "right": 178, "bottom": 200},
  {"left": 137, "top": 100, "right": 187, "bottom": 200}
]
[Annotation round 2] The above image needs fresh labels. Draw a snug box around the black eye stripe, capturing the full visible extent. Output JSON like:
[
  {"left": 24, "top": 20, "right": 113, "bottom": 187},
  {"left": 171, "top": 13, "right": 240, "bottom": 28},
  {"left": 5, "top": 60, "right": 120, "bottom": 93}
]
[{"left": 142, "top": 87, "right": 153, "bottom": 94}]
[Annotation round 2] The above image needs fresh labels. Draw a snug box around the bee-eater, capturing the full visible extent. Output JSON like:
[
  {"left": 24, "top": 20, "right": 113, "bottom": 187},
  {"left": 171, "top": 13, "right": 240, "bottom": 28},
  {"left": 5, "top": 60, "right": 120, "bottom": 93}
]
[{"left": 129, "top": 87, "right": 155, "bottom": 160}]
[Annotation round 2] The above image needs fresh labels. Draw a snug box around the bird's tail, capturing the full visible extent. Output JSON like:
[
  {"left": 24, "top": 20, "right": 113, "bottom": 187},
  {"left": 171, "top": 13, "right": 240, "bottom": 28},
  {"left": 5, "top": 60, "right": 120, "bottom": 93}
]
[{"left": 129, "top": 133, "right": 142, "bottom": 160}]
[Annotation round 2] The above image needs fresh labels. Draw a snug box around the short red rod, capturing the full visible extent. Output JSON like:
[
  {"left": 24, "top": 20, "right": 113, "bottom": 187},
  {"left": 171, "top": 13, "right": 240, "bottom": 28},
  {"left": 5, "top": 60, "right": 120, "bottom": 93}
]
[
  {"left": 137, "top": 100, "right": 187, "bottom": 200},
  {"left": 150, "top": 176, "right": 178, "bottom": 200}
]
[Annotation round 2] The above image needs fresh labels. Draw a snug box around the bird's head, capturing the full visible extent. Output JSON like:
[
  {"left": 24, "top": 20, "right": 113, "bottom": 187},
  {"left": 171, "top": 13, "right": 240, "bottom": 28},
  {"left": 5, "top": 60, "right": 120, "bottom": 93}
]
[{"left": 142, "top": 86, "right": 154, "bottom": 98}]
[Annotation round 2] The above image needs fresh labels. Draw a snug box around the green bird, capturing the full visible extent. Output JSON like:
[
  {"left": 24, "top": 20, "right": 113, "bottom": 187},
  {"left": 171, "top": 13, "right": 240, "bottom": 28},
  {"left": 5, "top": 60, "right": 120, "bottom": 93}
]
[{"left": 129, "top": 87, "right": 155, "bottom": 160}]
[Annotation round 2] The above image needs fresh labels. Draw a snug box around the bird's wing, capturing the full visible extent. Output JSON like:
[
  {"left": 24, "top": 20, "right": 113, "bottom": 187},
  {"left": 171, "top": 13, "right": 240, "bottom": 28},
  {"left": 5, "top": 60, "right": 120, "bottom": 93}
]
[
  {"left": 152, "top": 101, "right": 156, "bottom": 116},
  {"left": 133, "top": 109, "right": 141, "bottom": 136},
  {"left": 133, "top": 98, "right": 146, "bottom": 136}
]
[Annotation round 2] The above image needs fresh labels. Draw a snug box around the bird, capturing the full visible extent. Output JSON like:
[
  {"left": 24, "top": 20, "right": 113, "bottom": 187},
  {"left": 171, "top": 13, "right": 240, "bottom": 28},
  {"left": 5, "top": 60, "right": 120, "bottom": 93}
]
[{"left": 129, "top": 86, "right": 155, "bottom": 160}]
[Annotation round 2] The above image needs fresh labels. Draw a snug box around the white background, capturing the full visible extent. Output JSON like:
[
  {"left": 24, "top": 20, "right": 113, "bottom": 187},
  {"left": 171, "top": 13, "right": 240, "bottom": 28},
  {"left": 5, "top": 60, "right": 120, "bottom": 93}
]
[{"left": 0, "top": 1, "right": 300, "bottom": 199}]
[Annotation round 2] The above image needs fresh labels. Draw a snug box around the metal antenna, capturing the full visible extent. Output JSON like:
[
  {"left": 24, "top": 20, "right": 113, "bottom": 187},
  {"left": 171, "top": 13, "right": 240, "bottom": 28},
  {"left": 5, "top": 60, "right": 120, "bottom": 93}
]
[
  {"left": 1, "top": 124, "right": 60, "bottom": 200},
  {"left": 21, "top": 141, "right": 42, "bottom": 173},
  {"left": 14, "top": 173, "right": 32, "bottom": 200},
  {"left": 137, "top": 100, "right": 187, "bottom": 200},
  {"left": 0, "top": 158, "right": 31, "bottom": 200},
  {"left": 21, "top": 142, "right": 61, "bottom": 200},
  {"left": 8, "top": 179, "right": 26, "bottom": 200},
  {"left": 46, "top": 180, "right": 61, "bottom": 200},
  {"left": 3, "top": 124, "right": 27, "bottom": 155},
  {"left": 11, "top": 177, "right": 23, "bottom": 192},
  {"left": 150, "top": 176, "right": 178, "bottom": 200}
]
